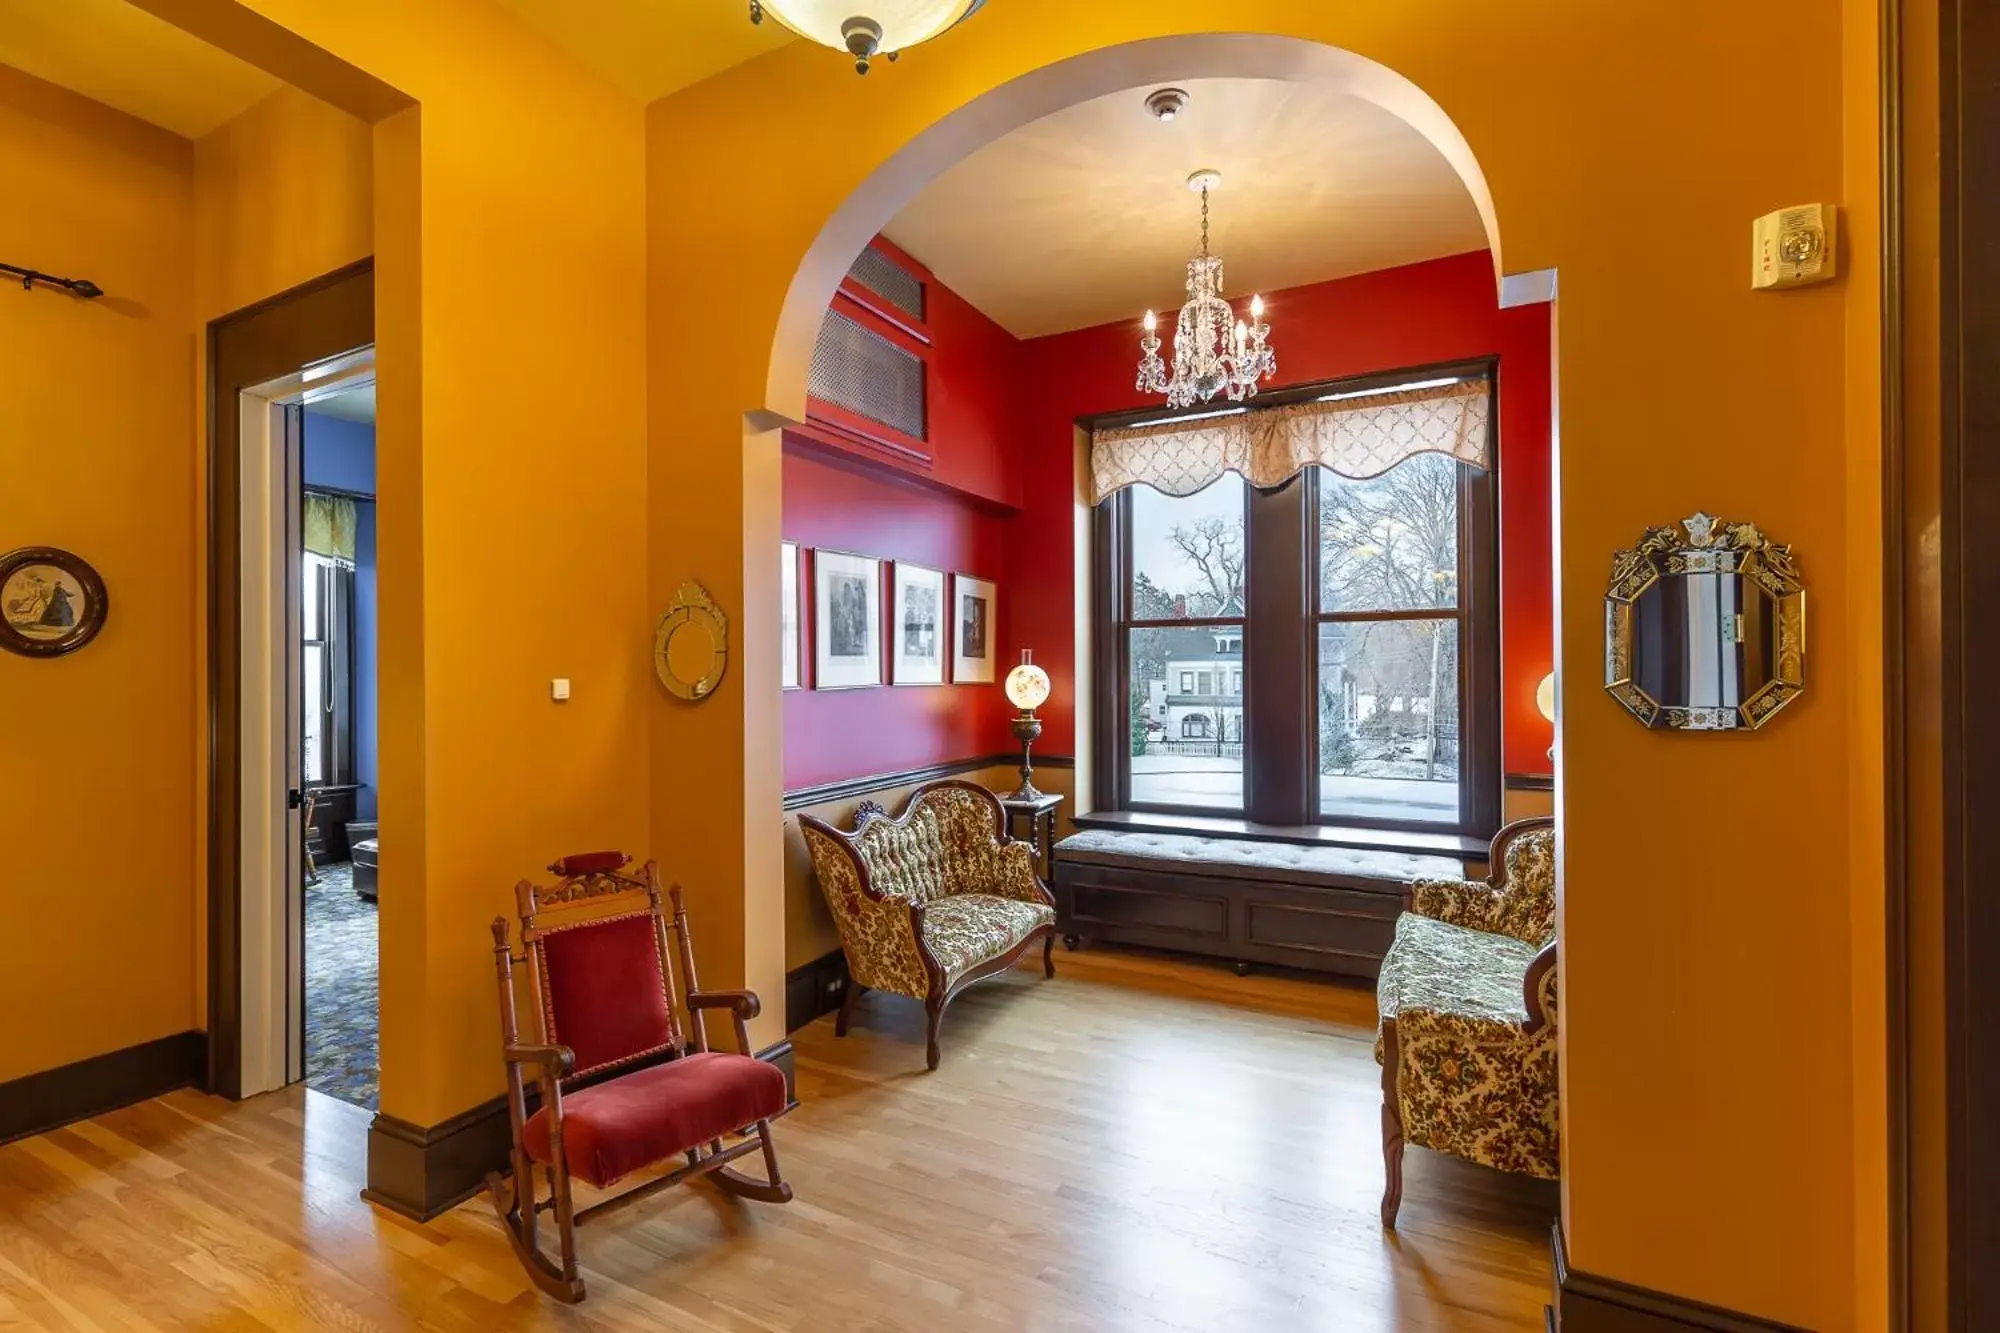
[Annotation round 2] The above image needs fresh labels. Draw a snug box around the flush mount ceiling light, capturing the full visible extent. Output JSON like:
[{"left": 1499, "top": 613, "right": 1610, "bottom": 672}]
[
  {"left": 1144, "top": 87, "right": 1190, "bottom": 122},
  {"left": 748, "top": 0, "right": 986, "bottom": 74}
]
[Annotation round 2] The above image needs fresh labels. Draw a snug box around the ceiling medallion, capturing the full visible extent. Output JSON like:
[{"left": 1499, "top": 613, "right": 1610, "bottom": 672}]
[
  {"left": 748, "top": 1, "right": 985, "bottom": 74},
  {"left": 1136, "top": 169, "right": 1278, "bottom": 410}
]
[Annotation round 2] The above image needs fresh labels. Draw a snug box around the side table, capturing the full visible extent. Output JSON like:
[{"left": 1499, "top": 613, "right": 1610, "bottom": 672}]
[{"left": 997, "top": 791, "right": 1064, "bottom": 882}]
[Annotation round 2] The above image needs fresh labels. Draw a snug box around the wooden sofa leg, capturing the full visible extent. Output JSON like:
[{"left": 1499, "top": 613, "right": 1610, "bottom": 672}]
[
  {"left": 835, "top": 982, "right": 865, "bottom": 1037},
  {"left": 924, "top": 996, "right": 944, "bottom": 1071},
  {"left": 1042, "top": 932, "right": 1055, "bottom": 979},
  {"left": 1380, "top": 1020, "right": 1405, "bottom": 1228}
]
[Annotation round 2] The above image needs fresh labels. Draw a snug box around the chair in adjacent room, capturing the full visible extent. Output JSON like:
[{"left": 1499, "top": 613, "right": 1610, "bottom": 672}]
[
  {"left": 800, "top": 780, "right": 1057, "bottom": 1069},
  {"left": 487, "top": 852, "right": 792, "bottom": 1303},
  {"left": 1375, "top": 816, "right": 1559, "bottom": 1226}
]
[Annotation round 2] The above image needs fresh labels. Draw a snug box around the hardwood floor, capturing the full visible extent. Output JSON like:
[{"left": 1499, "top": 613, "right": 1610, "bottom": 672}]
[{"left": 0, "top": 948, "right": 1556, "bottom": 1331}]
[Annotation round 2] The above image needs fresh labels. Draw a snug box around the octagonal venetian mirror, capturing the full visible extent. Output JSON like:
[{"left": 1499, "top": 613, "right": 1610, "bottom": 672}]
[
  {"left": 1604, "top": 512, "right": 1805, "bottom": 731},
  {"left": 654, "top": 581, "right": 729, "bottom": 702}
]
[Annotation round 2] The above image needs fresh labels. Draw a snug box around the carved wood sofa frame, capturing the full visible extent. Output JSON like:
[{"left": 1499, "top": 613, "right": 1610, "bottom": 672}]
[
  {"left": 1379, "top": 816, "right": 1559, "bottom": 1227},
  {"left": 800, "top": 781, "right": 1058, "bottom": 1070},
  {"left": 488, "top": 853, "right": 792, "bottom": 1303}
]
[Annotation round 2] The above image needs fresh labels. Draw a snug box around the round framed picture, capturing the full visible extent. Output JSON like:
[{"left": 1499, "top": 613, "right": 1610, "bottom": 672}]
[{"left": 0, "top": 547, "right": 108, "bottom": 658}]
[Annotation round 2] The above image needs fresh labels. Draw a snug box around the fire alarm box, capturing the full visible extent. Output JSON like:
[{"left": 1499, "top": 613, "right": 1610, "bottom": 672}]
[{"left": 1752, "top": 204, "right": 1838, "bottom": 289}]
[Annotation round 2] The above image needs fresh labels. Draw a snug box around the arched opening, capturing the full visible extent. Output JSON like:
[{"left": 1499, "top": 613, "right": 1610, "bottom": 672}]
[
  {"left": 770, "top": 33, "right": 1560, "bottom": 1311},
  {"left": 765, "top": 33, "right": 1504, "bottom": 424}
]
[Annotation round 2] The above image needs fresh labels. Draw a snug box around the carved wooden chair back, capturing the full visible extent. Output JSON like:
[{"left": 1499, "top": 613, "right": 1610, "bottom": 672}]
[{"left": 497, "top": 851, "right": 718, "bottom": 1088}]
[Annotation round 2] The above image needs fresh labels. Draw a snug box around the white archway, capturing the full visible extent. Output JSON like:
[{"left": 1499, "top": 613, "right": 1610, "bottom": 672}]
[{"left": 765, "top": 31, "right": 1501, "bottom": 420}]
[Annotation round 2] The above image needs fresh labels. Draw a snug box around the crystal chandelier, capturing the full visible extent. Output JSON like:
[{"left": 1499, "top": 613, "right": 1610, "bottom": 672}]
[
  {"left": 1136, "top": 170, "right": 1276, "bottom": 409},
  {"left": 748, "top": 1, "right": 985, "bottom": 74}
]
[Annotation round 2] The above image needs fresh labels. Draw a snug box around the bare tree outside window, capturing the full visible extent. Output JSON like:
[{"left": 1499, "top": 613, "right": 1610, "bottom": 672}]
[
  {"left": 1317, "top": 453, "right": 1463, "bottom": 823},
  {"left": 1126, "top": 475, "right": 1247, "bottom": 810}
]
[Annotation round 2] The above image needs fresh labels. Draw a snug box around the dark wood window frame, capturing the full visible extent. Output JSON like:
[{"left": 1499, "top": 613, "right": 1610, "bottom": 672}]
[{"left": 1089, "top": 358, "right": 1502, "bottom": 844}]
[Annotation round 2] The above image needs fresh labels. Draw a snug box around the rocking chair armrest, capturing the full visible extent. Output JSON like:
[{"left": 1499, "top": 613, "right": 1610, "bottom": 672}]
[
  {"left": 503, "top": 1042, "right": 576, "bottom": 1076},
  {"left": 688, "top": 989, "right": 762, "bottom": 1020}
]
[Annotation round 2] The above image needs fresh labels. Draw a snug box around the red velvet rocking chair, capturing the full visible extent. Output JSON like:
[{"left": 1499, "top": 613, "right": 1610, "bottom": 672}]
[{"left": 487, "top": 852, "right": 792, "bottom": 1303}]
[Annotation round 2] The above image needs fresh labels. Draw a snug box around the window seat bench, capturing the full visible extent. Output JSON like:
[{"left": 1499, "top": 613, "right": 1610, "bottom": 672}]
[{"left": 1051, "top": 829, "right": 1469, "bottom": 981}]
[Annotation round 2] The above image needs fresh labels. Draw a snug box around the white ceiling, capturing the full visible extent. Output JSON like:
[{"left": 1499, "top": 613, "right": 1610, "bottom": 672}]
[
  {"left": 307, "top": 382, "right": 375, "bottom": 424},
  {"left": 882, "top": 77, "right": 1488, "bottom": 340}
]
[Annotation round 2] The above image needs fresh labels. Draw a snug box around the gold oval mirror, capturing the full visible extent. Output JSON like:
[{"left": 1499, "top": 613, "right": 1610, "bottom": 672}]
[{"left": 654, "top": 581, "right": 729, "bottom": 702}]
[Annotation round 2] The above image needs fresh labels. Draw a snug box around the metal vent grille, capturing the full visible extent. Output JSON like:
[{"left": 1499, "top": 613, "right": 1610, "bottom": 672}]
[
  {"left": 846, "top": 247, "right": 926, "bottom": 323},
  {"left": 809, "top": 309, "right": 927, "bottom": 439}
]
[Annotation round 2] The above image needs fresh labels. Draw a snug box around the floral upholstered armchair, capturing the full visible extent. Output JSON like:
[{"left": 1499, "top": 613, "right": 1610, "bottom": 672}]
[
  {"left": 799, "top": 781, "right": 1057, "bottom": 1069},
  {"left": 1375, "top": 816, "right": 1557, "bottom": 1226}
]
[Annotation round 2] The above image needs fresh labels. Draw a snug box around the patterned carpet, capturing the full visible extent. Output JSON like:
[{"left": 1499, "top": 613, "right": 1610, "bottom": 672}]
[{"left": 306, "top": 862, "right": 379, "bottom": 1110}]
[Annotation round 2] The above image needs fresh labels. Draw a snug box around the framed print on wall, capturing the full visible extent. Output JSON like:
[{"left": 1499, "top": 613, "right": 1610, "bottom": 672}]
[
  {"left": 0, "top": 546, "right": 108, "bottom": 658},
  {"left": 953, "top": 573, "right": 996, "bottom": 684},
  {"left": 780, "top": 541, "right": 801, "bottom": 690},
  {"left": 892, "top": 562, "right": 946, "bottom": 685},
  {"left": 813, "top": 550, "right": 883, "bottom": 690}
]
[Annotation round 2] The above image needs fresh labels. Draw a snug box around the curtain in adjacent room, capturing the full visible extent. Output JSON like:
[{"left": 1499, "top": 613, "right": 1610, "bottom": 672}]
[
  {"left": 303, "top": 492, "right": 358, "bottom": 563},
  {"left": 1089, "top": 375, "right": 1491, "bottom": 503}
]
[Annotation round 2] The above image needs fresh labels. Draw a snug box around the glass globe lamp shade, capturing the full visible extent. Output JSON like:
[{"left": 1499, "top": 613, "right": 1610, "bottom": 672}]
[
  {"left": 1005, "top": 661, "right": 1052, "bottom": 713},
  {"left": 756, "top": 1, "right": 982, "bottom": 67},
  {"left": 1535, "top": 672, "right": 1557, "bottom": 723}
]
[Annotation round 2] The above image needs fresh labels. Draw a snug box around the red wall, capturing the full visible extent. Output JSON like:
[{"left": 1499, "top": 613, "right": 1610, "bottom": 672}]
[
  {"left": 1007, "top": 250, "right": 1556, "bottom": 776},
  {"left": 781, "top": 440, "right": 1012, "bottom": 787},
  {"left": 784, "top": 247, "right": 1555, "bottom": 790}
]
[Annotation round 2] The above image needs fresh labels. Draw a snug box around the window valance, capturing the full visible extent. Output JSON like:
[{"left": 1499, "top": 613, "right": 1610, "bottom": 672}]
[
  {"left": 304, "top": 492, "right": 358, "bottom": 563},
  {"left": 1089, "top": 376, "right": 1491, "bottom": 504}
]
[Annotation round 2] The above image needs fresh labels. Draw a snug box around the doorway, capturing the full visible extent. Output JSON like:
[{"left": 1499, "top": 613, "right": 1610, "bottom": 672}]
[
  {"left": 207, "top": 260, "right": 374, "bottom": 1104},
  {"left": 299, "top": 380, "right": 379, "bottom": 1109}
]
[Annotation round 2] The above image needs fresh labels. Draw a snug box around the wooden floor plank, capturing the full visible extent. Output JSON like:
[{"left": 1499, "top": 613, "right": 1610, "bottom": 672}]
[{"left": 0, "top": 948, "right": 1555, "bottom": 1331}]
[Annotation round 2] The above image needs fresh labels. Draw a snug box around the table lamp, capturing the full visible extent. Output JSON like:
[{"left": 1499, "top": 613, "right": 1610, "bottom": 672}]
[
  {"left": 1536, "top": 671, "right": 1556, "bottom": 762},
  {"left": 1004, "top": 650, "right": 1052, "bottom": 800}
]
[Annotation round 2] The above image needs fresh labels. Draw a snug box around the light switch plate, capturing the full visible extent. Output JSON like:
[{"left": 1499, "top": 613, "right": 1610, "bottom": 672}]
[{"left": 551, "top": 678, "right": 571, "bottom": 701}]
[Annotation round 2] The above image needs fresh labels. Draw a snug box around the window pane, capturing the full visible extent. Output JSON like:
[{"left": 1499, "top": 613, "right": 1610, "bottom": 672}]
[
  {"left": 1318, "top": 457, "right": 1459, "bottom": 613},
  {"left": 302, "top": 555, "right": 324, "bottom": 639},
  {"left": 1130, "top": 625, "right": 1243, "bottom": 810},
  {"left": 1132, "top": 474, "right": 1246, "bottom": 618},
  {"left": 303, "top": 644, "right": 325, "bottom": 784},
  {"left": 1317, "top": 619, "right": 1459, "bottom": 824}
]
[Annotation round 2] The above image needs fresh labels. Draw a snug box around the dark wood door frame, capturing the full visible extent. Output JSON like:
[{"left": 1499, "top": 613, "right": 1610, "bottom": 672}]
[
  {"left": 206, "top": 259, "right": 374, "bottom": 1099},
  {"left": 1938, "top": 0, "right": 1999, "bottom": 1325}
]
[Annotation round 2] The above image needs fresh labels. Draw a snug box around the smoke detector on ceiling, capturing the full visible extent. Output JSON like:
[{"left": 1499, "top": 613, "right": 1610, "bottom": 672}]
[{"left": 1144, "top": 87, "right": 1191, "bottom": 123}]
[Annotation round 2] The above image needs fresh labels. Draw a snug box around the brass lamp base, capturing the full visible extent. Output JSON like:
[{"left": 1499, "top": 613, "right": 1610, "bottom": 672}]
[{"left": 1006, "top": 711, "right": 1044, "bottom": 801}]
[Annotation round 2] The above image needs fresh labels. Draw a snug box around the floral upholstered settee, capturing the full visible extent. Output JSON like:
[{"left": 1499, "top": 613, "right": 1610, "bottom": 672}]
[
  {"left": 799, "top": 781, "right": 1057, "bottom": 1069},
  {"left": 1376, "top": 816, "right": 1557, "bottom": 1226}
]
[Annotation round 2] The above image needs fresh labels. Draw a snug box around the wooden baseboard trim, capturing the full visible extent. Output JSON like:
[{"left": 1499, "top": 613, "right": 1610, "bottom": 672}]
[
  {"left": 362, "top": 1042, "right": 801, "bottom": 1222},
  {"left": 785, "top": 948, "right": 852, "bottom": 1032},
  {"left": 783, "top": 754, "right": 1073, "bottom": 811},
  {"left": 0, "top": 1031, "right": 207, "bottom": 1146},
  {"left": 362, "top": 1094, "right": 512, "bottom": 1222},
  {"left": 1550, "top": 1224, "right": 1805, "bottom": 1331}
]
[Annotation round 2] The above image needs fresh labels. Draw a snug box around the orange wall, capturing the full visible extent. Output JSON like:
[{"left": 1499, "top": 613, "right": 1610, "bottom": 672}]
[
  {"left": 150, "top": 0, "right": 656, "bottom": 1128},
  {"left": 0, "top": 65, "right": 197, "bottom": 1081},
  {"left": 194, "top": 84, "right": 371, "bottom": 322}
]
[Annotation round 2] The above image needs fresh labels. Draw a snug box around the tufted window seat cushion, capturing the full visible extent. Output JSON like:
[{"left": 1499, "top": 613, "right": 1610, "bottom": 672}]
[{"left": 1050, "top": 829, "right": 1467, "bottom": 979}]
